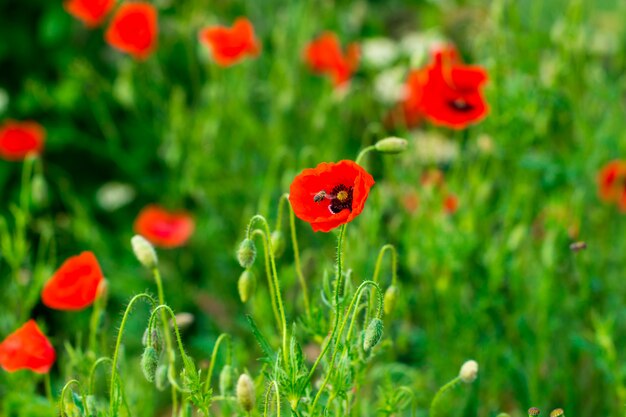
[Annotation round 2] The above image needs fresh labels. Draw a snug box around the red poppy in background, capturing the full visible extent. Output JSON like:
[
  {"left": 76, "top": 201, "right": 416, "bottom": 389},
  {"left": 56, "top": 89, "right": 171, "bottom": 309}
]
[
  {"left": 305, "top": 32, "right": 360, "bottom": 87},
  {"left": 394, "top": 45, "right": 489, "bottom": 129},
  {"left": 42, "top": 251, "right": 105, "bottom": 311},
  {"left": 134, "top": 205, "right": 195, "bottom": 248},
  {"left": 198, "top": 18, "right": 260, "bottom": 67},
  {"left": 0, "top": 120, "right": 45, "bottom": 161},
  {"left": 105, "top": 3, "right": 157, "bottom": 60},
  {"left": 289, "top": 160, "right": 375, "bottom": 232},
  {"left": 64, "top": 0, "right": 115, "bottom": 27},
  {"left": 597, "top": 160, "right": 626, "bottom": 211},
  {"left": 0, "top": 320, "right": 56, "bottom": 374},
  {"left": 443, "top": 193, "right": 459, "bottom": 214}
]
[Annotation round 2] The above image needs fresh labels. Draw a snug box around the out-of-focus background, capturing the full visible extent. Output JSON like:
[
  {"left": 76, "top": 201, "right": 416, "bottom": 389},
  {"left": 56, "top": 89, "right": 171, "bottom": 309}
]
[{"left": 1, "top": 0, "right": 626, "bottom": 415}]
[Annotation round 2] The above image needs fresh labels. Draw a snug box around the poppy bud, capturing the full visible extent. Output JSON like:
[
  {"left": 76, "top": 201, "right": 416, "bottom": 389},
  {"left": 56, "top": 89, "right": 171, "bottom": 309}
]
[
  {"left": 549, "top": 409, "right": 564, "bottom": 417},
  {"left": 528, "top": 407, "right": 541, "bottom": 417},
  {"left": 374, "top": 137, "right": 408, "bottom": 154},
  {"left": 131, "top": 235, "right": 158, "bottom": 269},
  {"left": 237, "top": 239, "right": 256, "bottom": 268},
  {"left": 155, "top": 364, "right": 169, "bottom": 391},
  {"left": 236, "top": 373, "right": 255, "bottom": 412},
  {"left": 238, "top": 270, "right": 256, "bottom": 303},
  {"left": 459, "top": 360, "right": 478, "bottom": 383},
  {"left": 142, "top": 327, "right": 162, "bottom": 354},
  {"left": 383, "top": 285, "right": 398, "bottom": 315},
  {"left": 219, "top": 365, "right": 235, "bottom": 395},
  {"left": 141, "top": 346, "right": 159, "bottom": 382},
  {"left": 270, "top": 230, "right": 286, "bottom": 258},
  {"left": 363, "top": 318, "right": 384, "bottom": 352},
  {"left": 31, "top": 175, "right": 48, "bottom": 207}
]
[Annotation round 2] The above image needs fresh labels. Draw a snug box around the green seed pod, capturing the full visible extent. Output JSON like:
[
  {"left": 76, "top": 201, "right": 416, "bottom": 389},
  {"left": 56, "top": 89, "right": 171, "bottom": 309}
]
[
  {"left": 270, "top": 230, "right": 286, "bottom": 258},
  {"left": 141, "top": 346, "right": 159, "bottom": 383},
  {"left": 131, "top": 235, "right": 158, "bottom": 269},
  {"left": 528, "top": 407, "right": 541, "bottom": 416},
  {"left": 383, "top": 285, "right": 398, "bottom": 315},
  {"left": 236, "top": 373, "right": 255, "bottom": 412},
  {"left": 363, "top": 318, "right": 384, "bottom": 351},
  {"left": 238, "top": 270, "right": 256, "bottom": 303},
  {"left": 155, "top": 364, "right": 169, "bottom": 391},
  {"left": 219, "top": 365, "right": 235, "bottom": 395},
  {"left": 237, "top": 238, "right": 256, "bottom": 268},
  {"left": 374, "top": 137, "right": 408, "bottom": 154}
]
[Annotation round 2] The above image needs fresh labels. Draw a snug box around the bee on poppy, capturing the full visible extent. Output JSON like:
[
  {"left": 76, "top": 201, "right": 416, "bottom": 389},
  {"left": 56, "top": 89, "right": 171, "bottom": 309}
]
[
  {"left": 0, "top": 320, "right": 56, "bottom": 374},
  {"left": 0, "top": 120, "right": 45, "bottom": 161},
  {"left": 289, "top": 160, "right": 375, "bottom": 232},
  {"left": 198, "top": 18, "right": 260, "bottom": 67},
  {"left": 105, "top": 3, "right": 158, "bottom": 60}
]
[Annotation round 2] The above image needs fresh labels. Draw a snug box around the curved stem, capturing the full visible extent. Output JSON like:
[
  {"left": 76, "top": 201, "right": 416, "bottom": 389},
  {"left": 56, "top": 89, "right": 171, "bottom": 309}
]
[
  {"left": 263, "top": 380, "right": 281, "bottom": 417},
  {"left": 59, "top": 379, "right": 88, "bottom": 417},
  {"left": 88, "top": 288, "right": 107, "bottom": 355},
  {"left": 89, "top": 357, "right": 113, "bottom": 395},
  {"left": 355, "top": 146, "right": 376, "bottom": 165},
  {"left": 367, "top": 244, "right": 398, "bottom": 323},
  {"left": 204, "top": 333, "right": 231, "bottom": 394},
  {"left": 109, "top": 293, "right": 157, "bottom": 416},
  {"left": 429, "top": 376, "right": 461, "bottom": 417},
  {"left": 44, "top": 373, "right": 53, "bottom": 405},
  {"left": 250, "top": 229, "right": 282, "bottom": 331},
  {"left": 247, "top": 214, "right": 288, "bottom": 367},
  {"left": 148, "top": 305, "right": 195, "bottom": 380}
]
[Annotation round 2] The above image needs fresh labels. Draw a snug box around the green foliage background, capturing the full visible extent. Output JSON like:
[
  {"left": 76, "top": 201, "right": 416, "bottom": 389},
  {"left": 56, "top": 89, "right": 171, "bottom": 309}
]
[{"left": 1, "top": 0, "right": 626, "bottom": 416}]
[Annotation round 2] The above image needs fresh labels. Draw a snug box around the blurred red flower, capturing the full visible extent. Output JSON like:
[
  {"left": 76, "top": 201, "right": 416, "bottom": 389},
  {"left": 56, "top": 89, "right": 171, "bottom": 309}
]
[
  {"left": 289, "top": 160, "right": 375, "bottom": 232},
  {"left": 64, "top": 0, "right": 115, "bottom": 27},
  {"left": 597, "top": 160, "right": 626, "bottom": 211},
  {"left": 0, "top": 320, "right": 56, "bottom": 374},
  {"left": 0, "top": 120, "right": 45, "bottom": 161},
  {"left": 305, "top": 32, "right": 360, "bottom": 87},
  {"left": 395, "top": 45, "right": 489, "bottom": 129},
  {"left": 199, "top": 18, "right": 260, "bottom": 67},
  {"left": 443, "top": 193, "right": 459, "bottom": 214},
  {"left": 134, "top": 205, "right": 195, "bottom": 248},
  {"left": 42, "top": 251, "right": 105, "bottom": 310},
  {"left": 105, "top": 3, "right": 157, "bottom": 60}
]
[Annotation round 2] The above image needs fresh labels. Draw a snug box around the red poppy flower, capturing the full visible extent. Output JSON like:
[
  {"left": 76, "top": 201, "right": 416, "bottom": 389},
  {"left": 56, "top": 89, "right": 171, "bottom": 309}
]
[
  {"left": 597, "top": 160, "right": 626, "bottom": 211},
  {"left": 443, "top": 193, "right": 459, "bottom": 214},
  {"left": 105, "top": 3, "right": 158, "bottom": 60},
  {"left": 0, "top": 320, "right": 56, "bottom": 374},
  {"left": 289, "top": 160, "right": 375, "bottom": 232},
  {"left": 394, "top": 45, "right": 488, "bottom": 129},
  {"left": 134, "top": 205, "right": 195, "bottom": 248},
  {"left": 198, "top": 18, "right": 260, "bottom": 67},
  {"left": 305, "top": 32, "right": 360, "bottom": 87},
  {"left": 0, "top": 120, "right": 45, "bottom": 161},
  {"left": 64, "top": 0, "right": 115, "bottom": 27},
  {"left": 42, "top": 251, "right": 105, "bottom": 311}
]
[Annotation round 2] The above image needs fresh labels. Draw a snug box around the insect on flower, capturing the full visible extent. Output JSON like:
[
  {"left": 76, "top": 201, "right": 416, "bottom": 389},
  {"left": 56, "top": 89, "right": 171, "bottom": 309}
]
[
  {"left": 0, "top": 320, "right": 56, "bottom": 374},
  {"left": 289, "top": 160, "right": 375, "bottom": 232},
  {"left": 64, "top": 0, "right": 115, "bottom": 27},
  {"left": 42, "top": 251, "right": 105, "bottom": 311},
  {"left": 0, "top": 120, "right": 45, "bottom": 161},
  {"left": 134, "top": 204, "right": 195, "bottom": 248},
  {"left": 305, "top": 32, "right": 360, "bottom": 87},
  {"left": 105, "top": 2, "right": 158, "bottom": 60},
  {"left": 198, "top": 18, "right": 260, "bottom": 67}
]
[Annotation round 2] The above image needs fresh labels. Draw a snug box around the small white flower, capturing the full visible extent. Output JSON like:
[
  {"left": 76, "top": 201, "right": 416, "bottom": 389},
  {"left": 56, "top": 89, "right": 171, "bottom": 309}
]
[
  {"left": 361, "top": 37, "right": 399, "bottom": 69},
  {"left": 96, "top": 182, "right": 136, "bottom": 211},
  {"left": 459, "top": 360, "right": 478, "bottom": 383},
  {"left": 373, "top": 66, "right": 407, "bottom": 104},
  {"left": 411, "top": 131, "right": 459, "bottom": 164},
  {"left": 400, "top": 31, "right": 447, "bottom": 67}
]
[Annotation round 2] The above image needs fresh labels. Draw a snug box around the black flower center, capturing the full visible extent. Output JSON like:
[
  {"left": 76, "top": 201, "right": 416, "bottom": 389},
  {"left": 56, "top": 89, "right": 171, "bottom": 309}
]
[
  {"left": 328, "top": 184, "right": 353, "bottom": 214},
  {"left": 448, "top": 98, "right": 474, "bottom": 112}
]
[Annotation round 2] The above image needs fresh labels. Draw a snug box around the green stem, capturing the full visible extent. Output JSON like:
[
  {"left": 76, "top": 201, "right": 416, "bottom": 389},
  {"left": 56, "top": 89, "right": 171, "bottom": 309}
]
[
  {"left": 59, "top": 379, "right": 88, "bottom": 417},
  {"left": 44, "top": 373, "right": 53, "bottom": 405},
  {"left": 355, "top": 146, "right": 376, "bottom": 165},
  {"left": 247, "top": 215, "right": 288, "bottom": 367},
  {"left": 89, "top": 357, "right": 113, "bottom": 395},
  {"left": 263, "top": 380, "right": 281, "bottom": 417},
  {"left": 429, "top": 376, "right": 461, "bottom": 417},
  {"left": 250, "top": 229, "right": 282, "bottom": 331},
  {"left": 109, "top": 293, "right": 156, "bottom": 416},
  {"left": 88, "top": 287, "right": 107, "bottom": 355},
  {"left": 366, "top": 244, "right": 397, "bottom": 323},
  {"left": 204, "top": 333, "right": 232, "bottom": 394}
]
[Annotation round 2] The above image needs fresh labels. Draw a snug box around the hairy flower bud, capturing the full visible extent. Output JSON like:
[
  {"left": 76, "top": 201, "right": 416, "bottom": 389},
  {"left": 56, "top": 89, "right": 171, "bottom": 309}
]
[
  {"left": 141, "top": 346, "right": 159, "bottom": 382},
  {"left": 142, "top": 327, "right": 162, "bottom": 354},
  {"left": 549, "top": 409, "right": 564, "bottom": 417},
  {"left": 270, "top": 230, "right": 286, "bottom": 258},
  {"left": 383, "top": 285, "right": 398, "bottom": 315},
  {"left": 528, "top": 407, "right": 541, "bottom": 417},
  {"left": 237, "top": 238, "right": 256, "bottom": 268},
  {"left": 374, "top": 137, "right": 408, "bottom": 154},
  {"left": 459, "top": 360, "right": 478, "bottom": 383},
  {"left": 155, "top": 364, "right": 169, "bottom": 391},
  {"left": 219, "top": 365, "right": 235, "bottom": 395},
  {"left": 236, "top": 373, "right": 255, "bottom": 412},
  {"left": 363, "top": 318, "right": 384, "bottom": 351},
  {"left": 131, "top": 235, "right": 158, "bottom": 269},
  {"left": 238, "top": 270, "right": 256, "bottom": 303}
]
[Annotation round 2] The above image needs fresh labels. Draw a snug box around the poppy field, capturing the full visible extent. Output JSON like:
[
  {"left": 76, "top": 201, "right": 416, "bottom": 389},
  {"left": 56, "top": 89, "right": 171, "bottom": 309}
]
[{"left": 1, "top": 0, "right": 625, "bottom": 416}]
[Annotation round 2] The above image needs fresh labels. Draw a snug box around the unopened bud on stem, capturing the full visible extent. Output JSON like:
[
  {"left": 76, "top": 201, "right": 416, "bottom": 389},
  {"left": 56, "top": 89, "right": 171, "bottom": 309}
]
[
  {"left": 237, "top": 239, "right": 256, "bottom": 268},
  {"left": 459, "top": 360, "right": 478, "bottom": 383},
  {"left": 238, "top": 270, "right": 256, "bottom": 303},
  {"left": 236, "top": 373, "right": 255, "bottom": 412},
  {"left": 374, "top": 137, "right": 408, "bottom": 154},
  {"left": 363, "top": 318, "right": 384, "bottom": 351},
  {"left": 131, "top": 235, "right": 158, "bottom": 269},
  {"left": 141, "top": 346, "right": 159, "bottom": 382},
  {"left": 528, "top": 407, "right": 541, "bottom": 417},
  {"left": 270, "top": 230, "right": 286, "bottom": 258},
  {"left": 383, "top": 285, "right": 398, "bottom": 315},
  {"left": 219, "top": 365, "right": 235, "bottom": 395}
]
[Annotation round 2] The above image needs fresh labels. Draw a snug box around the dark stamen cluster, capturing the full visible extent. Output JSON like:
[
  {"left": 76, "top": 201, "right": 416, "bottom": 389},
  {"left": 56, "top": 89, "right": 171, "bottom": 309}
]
[
  {"left": 329, "top": 184, "right": 354, "bottom": 214},
  {"left": 449, "top": 98, "right": 474, "bottom": 112}
]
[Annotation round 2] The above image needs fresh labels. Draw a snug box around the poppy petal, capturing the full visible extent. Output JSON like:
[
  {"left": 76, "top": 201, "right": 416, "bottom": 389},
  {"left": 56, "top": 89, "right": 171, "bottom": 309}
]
[
  {"left": 0, "top": 320, "right": 56, "bottom": 374},
  {"left": 134, "top": 205, "right": 195, "bottom": 248},
  {"left": 0, "top": 121, "right": 45, "bottom": 161},
  {"left": 105, "top": 3, "right": 158, "bottom": 60}
]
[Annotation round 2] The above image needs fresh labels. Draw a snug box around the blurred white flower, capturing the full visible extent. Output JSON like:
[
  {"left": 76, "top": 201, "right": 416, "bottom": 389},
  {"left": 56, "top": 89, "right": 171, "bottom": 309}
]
[
  {"left": 412, "top": 131, "right": 459, "bottom": 164},
  {"left": 96, "top": 182, "right": 136, "bottom": 211},
  {"left": 361, "top": 37, "right": 399, "bottom": 69},
  {"left": 400, "top": 31, "right": 447, "bottom": 67},
  {"left": 373, "top": 66, "right": 407, "bottom": 104}
]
